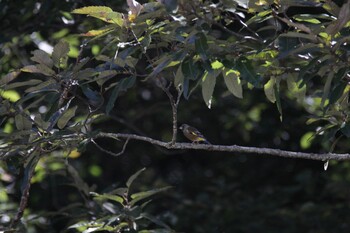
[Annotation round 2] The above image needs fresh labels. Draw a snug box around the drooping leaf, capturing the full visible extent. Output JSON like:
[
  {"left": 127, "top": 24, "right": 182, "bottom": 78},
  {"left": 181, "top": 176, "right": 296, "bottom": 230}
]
[
  {"left": 57, "top": 106, "right": 78, "bottom": 129},
  {"left": 174, "top": 64, "right": 184, "bottom": 89},
  {"left": 321, "top": 71, "right": 334, "bottom": 107},
  {"left": 195, "top": 32, "right": 209, "bottom": 61},
  {"left": 201, "top": 69, "right": 220, "bottom": 108},
  {"left": 182, "top": 56, "right": 199, "bottom": 80},
  {"left": 52, "top": 40, "right": 70, "bottom": 68},
  {"left": 222, "top": 68, "right": 243, "bottom": 98},
  {"left": 274, "top": 81, "right": 283, "bottom": 121},
  {"left": 106, "top": 76, "right": 136, "bottom": 114},
  {"left": 286, "top": 73, "right": 306, "bottom": 103},
  {"left": 235, "top": 58, "right": 260, "bottom": 87},
  {"left": 264, "top": 77, "right": 276, "bottom": 103}
]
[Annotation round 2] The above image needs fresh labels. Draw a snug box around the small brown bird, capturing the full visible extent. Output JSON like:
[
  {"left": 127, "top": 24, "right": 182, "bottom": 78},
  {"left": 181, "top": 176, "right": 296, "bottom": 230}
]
[{"left": 179, "top": 124, "right": 211, "bottom": 144}]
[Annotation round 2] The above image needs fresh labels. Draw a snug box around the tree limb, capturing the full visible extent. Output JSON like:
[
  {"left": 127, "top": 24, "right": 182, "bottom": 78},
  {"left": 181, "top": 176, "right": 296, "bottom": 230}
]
[{"left": 95, "top": 132, "right": 350, "bottom": 161}]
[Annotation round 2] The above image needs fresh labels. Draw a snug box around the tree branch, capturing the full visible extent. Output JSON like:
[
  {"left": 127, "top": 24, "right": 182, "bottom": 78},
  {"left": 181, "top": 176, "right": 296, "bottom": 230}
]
[{"left": 95, "top": 132, "right": 350, "bottom": 161}]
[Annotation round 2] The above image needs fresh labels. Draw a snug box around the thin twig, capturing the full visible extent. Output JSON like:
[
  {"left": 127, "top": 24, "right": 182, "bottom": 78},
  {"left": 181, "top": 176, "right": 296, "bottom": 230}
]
[
  {"left": 91, "top": 138, "right": 130, "bottom": 157},
  {"left": 95, "top": 132, "right": 350, "bottom": 161}
]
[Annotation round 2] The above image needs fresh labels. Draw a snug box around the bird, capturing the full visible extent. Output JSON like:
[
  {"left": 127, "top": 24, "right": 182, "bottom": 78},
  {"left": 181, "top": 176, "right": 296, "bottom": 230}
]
[{"left": 179, "top": 124, "right": 211, "bottom": 144}]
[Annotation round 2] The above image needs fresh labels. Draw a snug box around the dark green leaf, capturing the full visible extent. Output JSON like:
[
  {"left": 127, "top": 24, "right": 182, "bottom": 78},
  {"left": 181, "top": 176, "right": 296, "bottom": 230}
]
[
  {"left": 182, "top": 56, "right": 199, "bottom": 80},
  {"left": 126, "top": 167, "right": 146, "bottom": 188},
  {"left": 21, "top": 154, "right": 40, "bottom": 193},
  {"left": 106, "top": 76, "right": 136, "bottom": 114},
  {"left": 15, "top": 114, "right": 32, "bottom": 130},
  {"left": 52, "top": 40, "right": 70, "bottom": 68},
  {"left": 57, "top": 105, "right": 77, "bottom": 129},
  {"left": 321, "top": 71, "right": 334, "bottom": 107},
  {"left": 329, "top": 82, "right": 347, "bottom": 106},
  {"left": 130, "top": 186, "right": 172, "bottom": 206},
  {"left": 31, "top": 50, "right": 53, "bottom": 68},
  {"left": 195, "top": 32, "right": 209, "bottom": 61},
  {"left": 4, "top": 79, "right": 42, "bottom": 90},
  {"left": 47, "top": 98, "right": 74, "bottom": 130},
  {"left": 25, "top": 80, "right": 58, "bottom": 93},
  {"left": 235, "top": 58, "right": 260, "bottom": 87}
]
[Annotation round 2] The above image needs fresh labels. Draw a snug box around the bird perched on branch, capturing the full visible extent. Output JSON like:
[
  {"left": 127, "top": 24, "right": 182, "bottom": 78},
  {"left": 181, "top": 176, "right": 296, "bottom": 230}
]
[{"left": 179, "top": 124, "right": 211, "bottom": 144}]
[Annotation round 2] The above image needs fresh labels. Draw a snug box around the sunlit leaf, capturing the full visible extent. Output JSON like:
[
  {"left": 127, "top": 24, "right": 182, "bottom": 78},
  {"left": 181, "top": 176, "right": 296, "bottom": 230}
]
[
  {"left": 300, "top": 131, "right": 315, "bottom": 149},
  {"left": 90, "top": 192, "right": 124, "bottom": 205},
  {"left": 1, "top": 89, "right": 20, "bottom": 102},
  {"left": 264, "top": 77, "right": 276, "bottom": 103},
  {"left": 202, "top": 69, "right": 220, "bottom": 108},
  {"left": 222, "top": 68, "right": 243, "bottom": 98}
]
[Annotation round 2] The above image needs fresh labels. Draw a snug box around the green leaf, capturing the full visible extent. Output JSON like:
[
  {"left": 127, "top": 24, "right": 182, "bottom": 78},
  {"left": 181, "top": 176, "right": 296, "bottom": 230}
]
[
  {"left": 21, "top": 64, "right": 55, "bottom": 76},
  {"left": 90, "top": 192, "right": 124, "bottom": 205},
  {"left": 52, "top": 40, "right": 70, "bottom": 68},
  {"left": 73, "top": 6, "right": 123, "bottom": 26},
  {"left": 274, "top": 82, "right": 283, "bottom": 121},
  {"left": 31, "top": 50, "right": 53, "bottom": 68},
  {"left": 47, "top": 98, "right": 74, "bottom": 131},
  {"left": 235, "top": 58, "right": 260, "bottom": 87},
  {"left": 300, "top": 132, "right": 315, "bottom": 149},
  {"left": 15, "top": 114, "right": 32, "bottom": 130},
  {"left": 195, "top": 32, "right": 209, "bottom": 61},
  {"left": 280, "top": 32, "right": 318, "bottom": 41},
  {"left": 72, "top": 6, "right": 113, "bottom": 14},
  {"left": 1, "top": 89, "right": 20, "bottom": 102},
  {"left": 57, "top": 106, "right": 77, "bottom": 129},
  {"left": 4, "top": 79, "right": 42, "bottom": 90},
  {"left": 25, "top": 80, "right": 58, "bottom": 93},
  {"left": 130, "top": 186, "right": 172, "bottom": 206},
  {"left": 174, "top": 65, "right": 184, "bottom": 89},
  {"left": 264, "top": 77, "right": 276, "bottom": 103},
  {"left": 321, "top": 71, "right": 334, "bottom": 107},
  {"left": 202, "top": 69, "right": 220, "bottom": 108},
  {"left": 222, "top": 68, "right": 243, "bottom": 98},
  {"left": 329, "top": 82, "right": 347, "bottom": 106},
  {"left": 182, "top": 56, "right": 199, "bottom": 80},
  {"left": 106, "top": 76, "right": 136, "bottom": 114},
  {"left": 286, "top": 73, "right": 306, "bottom": 103},
  {"left": 126, "top": 167, "right": 146, "bottom": 188}
]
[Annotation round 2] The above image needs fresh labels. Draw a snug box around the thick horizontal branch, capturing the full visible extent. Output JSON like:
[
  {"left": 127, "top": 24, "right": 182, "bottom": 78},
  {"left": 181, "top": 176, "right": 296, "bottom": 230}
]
[{"left": 95, "top": 132, "right": 350, "bottom": 161}]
